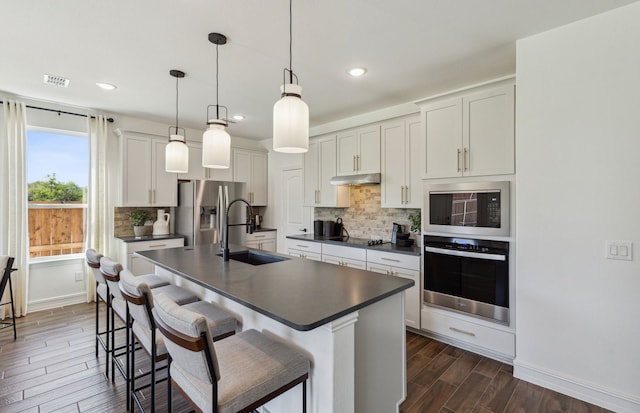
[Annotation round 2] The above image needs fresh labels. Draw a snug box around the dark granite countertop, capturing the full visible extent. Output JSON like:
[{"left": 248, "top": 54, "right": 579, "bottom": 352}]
[
  {"left": 287, "top": 234, "right": 421, "bottom": 256},
  {"left": 135, "top": 244, "right": 413, "bottom": 331},
  {"left": 117, "top": 234, "right": 185, "bottom": 243},
  {"left": 253, "top": 227, "right": 276, "bottom": 232}
]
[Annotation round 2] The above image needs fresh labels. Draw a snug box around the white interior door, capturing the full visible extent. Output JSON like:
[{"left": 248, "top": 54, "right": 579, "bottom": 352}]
[{"left": 280, "top": 168, "right": 310, "bottom": 251}]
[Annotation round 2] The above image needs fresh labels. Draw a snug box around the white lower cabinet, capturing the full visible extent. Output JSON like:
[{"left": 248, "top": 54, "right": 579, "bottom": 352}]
[
  {"left": 420, "top": 307, "right": 515, "bottom": 362},
  {"left": 286, "top": 239, "right": 322, "bottom": 261},
  {"left": 322, "top": 244, "right": 367, "bottom": 270},
  {"left": 119, "top": 238, "right": 184, "bottom": 275},
  {"left": 366, "top": 250, "right": 421, "bottom": 329},
  {"left": 245, "top": 231, "right": 276, "bottom": 252}
]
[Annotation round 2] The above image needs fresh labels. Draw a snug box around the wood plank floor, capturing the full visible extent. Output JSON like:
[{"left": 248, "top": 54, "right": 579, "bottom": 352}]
[
  {"left": 401, "top": 331, "right": 613, "bottom": 413},
  {"left": 1, "top": 303, "right": 612, "bottom": 412}
]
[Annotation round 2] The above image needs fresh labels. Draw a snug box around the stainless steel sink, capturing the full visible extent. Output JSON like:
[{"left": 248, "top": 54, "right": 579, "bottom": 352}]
[{"left": 219, "top": 250, "right": 290, "bottom": 266}]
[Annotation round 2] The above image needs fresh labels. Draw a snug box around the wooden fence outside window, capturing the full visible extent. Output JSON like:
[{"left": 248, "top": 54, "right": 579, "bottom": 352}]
[{"left": 28, "top": 203, "right": 86, "bottom": 258}]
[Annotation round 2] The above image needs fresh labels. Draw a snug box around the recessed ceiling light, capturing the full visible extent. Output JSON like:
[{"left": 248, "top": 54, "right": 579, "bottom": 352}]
[
  {"left": 96, "top": 82, "right": 117, "bottom": 90},
  {"left": 232, "top": 114, "right": 245, "bottom": 121},
  {"left": 347, "top": 67, "right": 367, "bottom": 77}
]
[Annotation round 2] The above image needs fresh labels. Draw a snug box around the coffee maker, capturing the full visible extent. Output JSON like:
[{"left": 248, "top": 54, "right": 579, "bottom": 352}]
[{"left": 391, "top": 223, "right": 402, "bottom": 244}]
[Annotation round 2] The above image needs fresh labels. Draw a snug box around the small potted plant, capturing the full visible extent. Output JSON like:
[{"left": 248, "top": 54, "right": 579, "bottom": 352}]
[
  {"left": 129, "top": 210, "right": 150, "bottom": 237},
  {"left": 407, "top": 212, "right": 421, "bottom": 233},
  {"left": 408, "top": 212, "right": 421, "bottom": 246}
]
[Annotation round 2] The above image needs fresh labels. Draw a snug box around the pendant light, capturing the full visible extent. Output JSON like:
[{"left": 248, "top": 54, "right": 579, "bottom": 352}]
[
  {"left": 165, "top": 69, "right": 189, "bottom": 173},
  {"left": 202, "top": 33, "right": 231, "bottom": 169},
  {"left": 273, "top": 0, "right": 309, "bottom": 153}
]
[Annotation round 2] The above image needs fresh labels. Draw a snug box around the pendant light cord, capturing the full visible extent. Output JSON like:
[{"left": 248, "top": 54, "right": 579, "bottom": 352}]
[
  {"left": 216, "top": 42, "right": 220, "bottom": 119},
  {"left": 289, "top": 0, "right": 293, "bottom": 83},
  {"left": 175, "top": 74, "right": 179, "bottom": 129}
]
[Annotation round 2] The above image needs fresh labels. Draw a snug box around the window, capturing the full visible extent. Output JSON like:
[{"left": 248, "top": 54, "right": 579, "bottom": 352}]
[{"left": 26, "top": 128, "right": 89, "bottom": 259}]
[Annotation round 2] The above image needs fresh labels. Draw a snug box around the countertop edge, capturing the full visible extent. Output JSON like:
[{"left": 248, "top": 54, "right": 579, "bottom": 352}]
[
  {"left": 286, "top": 235, "right": 421, "bottom": 256},
  {"left": 117, "top": 234, "right": 185, "bottom": 243}
]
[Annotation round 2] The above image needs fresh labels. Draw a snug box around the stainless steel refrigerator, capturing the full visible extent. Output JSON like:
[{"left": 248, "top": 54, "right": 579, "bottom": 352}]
[{"left": 176, "top": 180, "right": 247, "bottom": 247}]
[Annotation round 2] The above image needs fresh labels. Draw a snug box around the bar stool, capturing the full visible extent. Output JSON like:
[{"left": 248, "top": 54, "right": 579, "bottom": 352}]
[
  {"left": 100, "top": 257, "right": 172, "bottom": 410},
  {"left": 85, "top": 249, "right": 110, "bottom": 374},
  {"left": 119, "top": 269, "right": 200, "bottom": 412},
  {"left": 153, "top": 293, "right": 310, "bottom": 413},
  {"left": 1, "top": 256, "right": 17, "bottom": 340}
]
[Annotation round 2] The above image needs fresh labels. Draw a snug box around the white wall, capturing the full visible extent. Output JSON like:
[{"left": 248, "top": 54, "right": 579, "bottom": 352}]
[{"left": 514, "top": 3, "right": 640, "bottom": 412}]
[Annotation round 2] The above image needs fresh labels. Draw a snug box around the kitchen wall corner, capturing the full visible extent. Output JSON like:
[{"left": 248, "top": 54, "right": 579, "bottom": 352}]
[{"left": 314, "top": 185, "right": 420, "bottom": 243}]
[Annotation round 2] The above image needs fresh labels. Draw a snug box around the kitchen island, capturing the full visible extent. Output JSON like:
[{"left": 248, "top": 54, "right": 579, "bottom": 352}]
[{"left": 136, "top": 244, "right": 413, "bottom": 413}]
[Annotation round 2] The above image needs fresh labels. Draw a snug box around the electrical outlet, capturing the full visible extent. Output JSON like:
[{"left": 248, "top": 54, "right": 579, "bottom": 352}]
[
  {"left": 605, "top": 241, "right": 633, "bottom": 261},
  {"left": 75, "top": 271, "right": 84, "bottom": 281}
]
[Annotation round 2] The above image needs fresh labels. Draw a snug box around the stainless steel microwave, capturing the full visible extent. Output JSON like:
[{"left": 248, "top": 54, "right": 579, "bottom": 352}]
[{"left": 423, "top": 181, "right": 510, "bottom": 237}]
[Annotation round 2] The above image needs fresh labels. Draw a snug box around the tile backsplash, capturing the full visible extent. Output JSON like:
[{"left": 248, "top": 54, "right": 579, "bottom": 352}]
[
  {"left": 114, "top": 207, "right": 173, "bottom": 237},
  {"left": 314, "top": 185, "right": 421, "bottom": 244}
]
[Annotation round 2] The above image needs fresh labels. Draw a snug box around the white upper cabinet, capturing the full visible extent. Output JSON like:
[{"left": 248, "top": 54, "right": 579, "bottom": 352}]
[
  {"left": 179, "top": 141, "right": 233, "bottom": 182},
  {"left": 381, "top": 114, "right": 423, "bottom": 208},
  {"left": 420, "top": 82, "right": 515, "bottom": 179},
  {"left": 336, "top": 124, "right": 381, "bottom": 175},
  {"left": 462, "top": 85, "right": 515, "bottom": 177},
  {"left": 120, "top": 133, "right": 177, "bottom": 207},
  {"left": 304, "top": 135, "right": 350, "bottom": 207},
  {"left": 233, "top": 148, "right": 268, "bottom": 206}
]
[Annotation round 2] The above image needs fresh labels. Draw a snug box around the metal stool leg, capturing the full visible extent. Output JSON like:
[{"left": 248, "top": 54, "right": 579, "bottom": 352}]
[{"left": 9, "top": 275, "right": 16, "bottom": 340}]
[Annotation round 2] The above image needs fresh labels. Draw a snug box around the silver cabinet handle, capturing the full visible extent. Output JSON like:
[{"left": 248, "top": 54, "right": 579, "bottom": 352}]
[
  {"left": 457, "top": 149, "right": 461, "bottom": 172},
  {"left": 381, "top": 257, "right": 401, "bottom": 263},
  {"left": 149, "top": 244, "right": 167, "bottom": 248},
  {"left": 450, "top": 327, "right": 475, "bottom": 337},
  {"left": 404, "top": 186, "right": 409, "bottom": 204},
  {"left": 464, "top": 148, "right": 468, "bottom": 171},
  {"left": 353, "top": 155, "right": 356, "bottom": 171},
  {"left": 296, "top": 244, "right": 309, "bottom": 248},
  {"left": 357, "top": 155, "right": 360, "bottom": 171},
  {"left": 254, "top": 235, "right": 266, "bottom": 238}
]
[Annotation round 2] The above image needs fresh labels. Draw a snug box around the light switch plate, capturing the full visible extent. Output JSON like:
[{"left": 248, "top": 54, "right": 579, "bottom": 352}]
[{"left": 605, "top": 241, "right": 633, "bottom": 261}]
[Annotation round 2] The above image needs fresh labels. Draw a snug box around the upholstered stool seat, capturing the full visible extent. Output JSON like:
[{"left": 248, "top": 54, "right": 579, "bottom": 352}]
[
  {"left": 153, "top": 294, "right": 309, "bottom": 413},
  {"left": 180, "top": 300, "right": 238, "bottom": 340},
  {"left": 150, "top": 284, "right": 199, "bottom": 306}
]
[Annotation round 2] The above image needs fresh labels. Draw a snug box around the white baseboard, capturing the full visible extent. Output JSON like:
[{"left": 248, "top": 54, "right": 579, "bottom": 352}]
[
  {"left": 514, "top": 359, "right": 640, "bottom": 413},
  {"left": 28, "top": 292, "right": 87, "bottom": 313}
]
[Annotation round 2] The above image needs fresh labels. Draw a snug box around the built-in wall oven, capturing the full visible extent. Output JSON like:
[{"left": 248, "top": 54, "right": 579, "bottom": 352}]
[{"left": 423, "top": 235, "right": 509, "bottom": 324}]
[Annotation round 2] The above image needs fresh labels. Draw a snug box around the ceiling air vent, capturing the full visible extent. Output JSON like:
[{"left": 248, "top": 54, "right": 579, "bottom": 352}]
[{"left": 43, "top": 74, "right": 70, "bottom": 88}]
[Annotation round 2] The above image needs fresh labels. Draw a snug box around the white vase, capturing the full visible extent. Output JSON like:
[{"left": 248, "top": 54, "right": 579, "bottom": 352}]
[{"left": 152, "top": 209, "right": 170, "bottom": 235}]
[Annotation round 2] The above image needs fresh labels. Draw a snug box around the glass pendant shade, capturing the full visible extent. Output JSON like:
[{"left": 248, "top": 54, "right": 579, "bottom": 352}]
[
  {"left": 202, "top": 122, "right": 231, "bottom": 169},
  {"left": 273, "top": 84, "right": 309, "bottom": 153},
  {"left": 165, "top": 134, "right": 189, "bottom": 173}
]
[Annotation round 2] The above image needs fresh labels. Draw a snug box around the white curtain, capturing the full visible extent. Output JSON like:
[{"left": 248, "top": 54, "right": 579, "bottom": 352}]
[
  {"left": 0, "top": 100, "right": 29, "bottom": 317},
  {"left": 85, "top": 115, "right": 110, "bottom": 302}
]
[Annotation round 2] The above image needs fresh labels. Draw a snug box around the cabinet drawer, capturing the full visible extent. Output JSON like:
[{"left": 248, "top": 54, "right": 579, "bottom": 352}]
[
  {"left": 285, "top": 239, "right": 322, "bottom": 254},
  {"left": 322, "top": 244, "right": 367, "bottom": 261},
  {"left": 246, "top": 231, "right": 276, "bottom": 242},
  {"left": 126, "top": 238, "right": 184, "bottom": 254},
  {"left": 367, "top": 250, "right": 420, "bottom": 270},
  {"left": 421, "top": 308, "right": 515, "bottom": 357},
  {"left": 287, "top": 249, "right": 322, "bottom": 261}
]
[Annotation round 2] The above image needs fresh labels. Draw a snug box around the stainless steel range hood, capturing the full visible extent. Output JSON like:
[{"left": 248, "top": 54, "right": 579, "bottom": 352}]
[{"left": 330, "top": 173, "right": 381, "bottom": 185}]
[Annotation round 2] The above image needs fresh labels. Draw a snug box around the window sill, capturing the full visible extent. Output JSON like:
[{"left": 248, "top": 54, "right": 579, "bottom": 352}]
[{"left": 29, "top": 254, "right": 85, "bottom": 265}]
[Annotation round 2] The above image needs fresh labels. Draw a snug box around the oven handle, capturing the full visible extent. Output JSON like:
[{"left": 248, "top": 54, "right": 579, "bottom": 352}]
[{"left": 424, "top": 246, "right": 506, "bottom": 261}]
